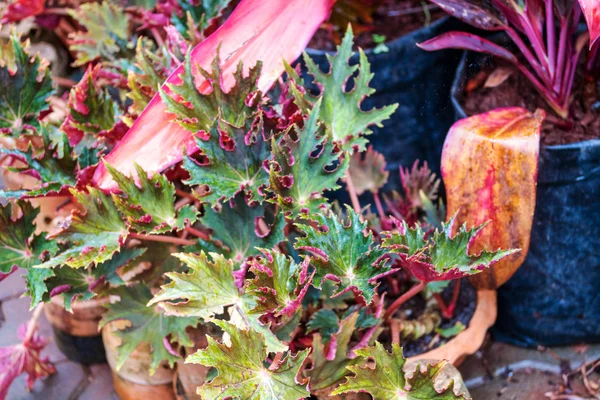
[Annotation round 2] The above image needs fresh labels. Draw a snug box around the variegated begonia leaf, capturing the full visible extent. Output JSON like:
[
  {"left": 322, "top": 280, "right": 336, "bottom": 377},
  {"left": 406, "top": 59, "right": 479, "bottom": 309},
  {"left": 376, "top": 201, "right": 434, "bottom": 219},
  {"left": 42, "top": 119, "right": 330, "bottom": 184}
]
[
  {"left": 305, "top": 312, "right": 361, "bottom": 392},
  {"left": 149, "top": 252, "right": 287, "bottom": 353},
  {"left": 0, "top": 124, "right": 88, "bottom": 200},
  {"left": 292, "top": 26, "right": 397, "bottom": 152},
  {"left": 332, "top": 342, "right": 467, "bottom": 399},
  {"left": 246, "top": 249, "right": 312, "bottom": 317},
  {"left": 43, "top": 247, "right": 145, "bottom": 311},
  {"left": 0, "top": 322, "right": 56, "bottom": 399},
  {"left": 60, "top": 65, "right": 119, "bottom": 147},
  {"left": 37, "top": 188, "right": 128, "bottom": 269},
  {"left": 163, "top": 53, "right": 270, "bottom": 205},
  {"left": 0, "top": 34, "right": 54, "bottom": 136},
  {"left": 268, "top": 99, "right": 348, "bottom": 216},
  {"left": 294, "top": 208, "right": 393, "bottom": 304},
  {"left": 382, "top": 214, "right": 518, "bottom": 283},
  {"left": 187, "top": 320, "right": 310, "bottom": 400},
  {"left": 106, "top": 163, "right": 197, "bottom": 234},
  {"left": 99, "top": 285, "right": 198, "bottom": 375},
  {"left": 196, "top": 194, "right": 286, "bottom": 265},
  {"left": 307, "top": 309, "right": 340, "bottom": 342},
  {"left": 67, "top": 2, "right": 131, "bottom": 66},
  {"left": 348, "top": 146, "right": 388, "bottom": 195},
  {"left": 0, "top": 202, "right": 58, "bottom": 307}
]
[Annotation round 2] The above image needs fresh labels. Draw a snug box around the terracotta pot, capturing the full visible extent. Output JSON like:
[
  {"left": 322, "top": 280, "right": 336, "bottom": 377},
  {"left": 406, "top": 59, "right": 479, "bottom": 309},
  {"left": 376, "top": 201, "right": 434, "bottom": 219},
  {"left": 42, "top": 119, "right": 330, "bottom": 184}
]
[
  {"left": 408, "top": 290, "right": 497, "bottom": 365},
  {"left": 173, "top": 327, "right": 211, "bottom": 400},
  {"left": 102, "top": 320, "right": 176, "bottom": 400},
  {"left": 44, "top": 296, "right": 108, "bottom": 364}
]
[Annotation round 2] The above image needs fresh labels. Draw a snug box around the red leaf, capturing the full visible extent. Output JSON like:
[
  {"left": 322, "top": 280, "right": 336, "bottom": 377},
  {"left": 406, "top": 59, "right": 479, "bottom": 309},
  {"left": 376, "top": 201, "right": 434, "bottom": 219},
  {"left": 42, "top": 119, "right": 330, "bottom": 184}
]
[
  {"left": 428, "top": 0, "right": 506, "bottom": 30},
  {"left": 418, "top": 31, "right": 518, "bottom": 64},
  {"left": 579, "top": 0, "right": 600, "bottom": 47},
  {"left": 0, "top": 323, "right": 56, "bottom": 398},
  {"left": 92, "top": 0, "right": 335, "bottom": 191},
  {"left": 0, "top": 0, "right": 44, "bottom": 23}
]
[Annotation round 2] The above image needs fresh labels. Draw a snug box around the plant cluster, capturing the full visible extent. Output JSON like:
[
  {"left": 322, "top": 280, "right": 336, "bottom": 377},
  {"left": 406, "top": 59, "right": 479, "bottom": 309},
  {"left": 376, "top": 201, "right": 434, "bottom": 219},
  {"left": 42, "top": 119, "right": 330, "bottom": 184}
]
[{"left": 0, "top": 0, "right": 517, "bottom": 398}]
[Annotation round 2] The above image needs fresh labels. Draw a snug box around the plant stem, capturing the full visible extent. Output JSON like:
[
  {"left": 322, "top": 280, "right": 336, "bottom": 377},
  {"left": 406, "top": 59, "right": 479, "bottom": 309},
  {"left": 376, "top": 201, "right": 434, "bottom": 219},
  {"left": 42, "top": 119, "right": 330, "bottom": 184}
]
[
  {"left": 433, "top": 280, "right": 462, "bottom": 319},
  {"left": 184, "top": 226, "right": 210, "bottom": 240},
  {"left": 383, "top": 281, "right": 426, "bottom": 320},
  {"left": 269, "top": 352, "right": 284, "bottom": 370},
  {"left": 175, "top": 189, "right": 197, "bottom": 202},
  {"left": 129, "top": 232, "right": 196, "bottom": 246},
  {"left": 373, "top": 191, "right": 386, "bottom": 221},
  {"left": 24, "top": 303, "right": 44, "bottom": 344},
  {"left": 344, "top": 170, "right": 361, "bottom": 214},
  {"left": 433, "top": 293, "right": 451, "bottom": 319},
  {"left": 546, "top": 0, "right": 557, "bottom": 79}
]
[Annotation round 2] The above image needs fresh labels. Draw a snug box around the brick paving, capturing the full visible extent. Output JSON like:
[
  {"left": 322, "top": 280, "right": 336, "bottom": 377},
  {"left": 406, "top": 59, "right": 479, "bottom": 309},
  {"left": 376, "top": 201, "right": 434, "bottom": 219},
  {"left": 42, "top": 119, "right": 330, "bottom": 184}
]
[{"left": 1, "top": 268, "right": 598, "bottom": 399}]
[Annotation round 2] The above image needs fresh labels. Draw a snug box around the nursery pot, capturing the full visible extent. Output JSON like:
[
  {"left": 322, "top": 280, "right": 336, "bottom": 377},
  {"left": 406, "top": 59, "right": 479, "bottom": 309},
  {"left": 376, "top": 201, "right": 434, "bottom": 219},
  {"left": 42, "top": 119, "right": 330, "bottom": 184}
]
[
  {"left": 44, "top": 296, "right": 108, "bottom": 364},
  {"left": 451, "top": 52, "right": 600, "bottom": 347},
  {"left": 102, "top": 320, "right": 176, "bottom": 400},
  {"left": 303, "top": 16, "right": 462, "bottom": 189}
]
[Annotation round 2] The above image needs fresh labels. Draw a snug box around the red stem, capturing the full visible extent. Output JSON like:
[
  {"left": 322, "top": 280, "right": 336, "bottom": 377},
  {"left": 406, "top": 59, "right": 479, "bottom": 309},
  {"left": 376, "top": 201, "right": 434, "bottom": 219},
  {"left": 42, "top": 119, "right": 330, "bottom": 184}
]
[
  {"left": 129, "top": 232, "right": 196, "bottom": 246},
  {"left": 24, "top": 304, "right": 44, "bottom": 345},
  {"left": 184, "top": 226, "right": 210, "bottom": 240},
  {"left": 344, "top": 170, "right": 362, "bottom": 214},
  {"left": 383, "top": 281, "right": 426, "bottom": 320},
  {"left": 373, "top": 191, "right": 386, "bottom": 221},
  {"left": 433, "top": 293, "right": 451, "bottom": 319},
  {"left": 554, "top": 16, "right": 570, "bottom": 92},
  {"left": 546, "top": 0, "right": 557, "bottom": 78}
]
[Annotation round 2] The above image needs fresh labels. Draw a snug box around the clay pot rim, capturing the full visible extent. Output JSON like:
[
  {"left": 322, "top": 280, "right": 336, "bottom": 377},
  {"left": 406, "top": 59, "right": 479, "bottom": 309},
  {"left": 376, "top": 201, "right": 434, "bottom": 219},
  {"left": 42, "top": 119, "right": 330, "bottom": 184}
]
[{"left": 407, "top": 289, "right": 497, "bottom": 366}]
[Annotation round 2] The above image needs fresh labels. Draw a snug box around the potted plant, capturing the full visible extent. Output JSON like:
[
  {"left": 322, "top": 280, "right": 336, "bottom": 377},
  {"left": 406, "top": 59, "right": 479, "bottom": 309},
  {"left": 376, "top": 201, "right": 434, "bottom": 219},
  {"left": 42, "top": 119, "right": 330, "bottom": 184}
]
[
  {"left": 302, "top": 0, "right": 464, "bottom": 189},
  {"left": 0, "top": 0, "right": 517, "bottom": 398},
  {"left": 418, "top": 0, "right": 600, "bottom": 346}
]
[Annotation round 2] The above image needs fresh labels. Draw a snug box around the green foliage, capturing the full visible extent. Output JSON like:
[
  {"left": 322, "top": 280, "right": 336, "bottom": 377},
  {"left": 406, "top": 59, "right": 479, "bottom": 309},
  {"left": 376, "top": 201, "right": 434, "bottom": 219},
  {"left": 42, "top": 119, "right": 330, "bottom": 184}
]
[
  {"left": 268, "top": 100, "right": 348, "bottom": 216},
  {"left": 0, "top": 35, "right": 54, "bottom": 135},
  {"left": 100, "top": 285, "right": 198, "bottom": 374},
  {"left": 68, "top": 2, "right": 131, "bottom": 66},
  {"left": 187, "top": 320, "right": 309, "bottom": 399},
  {"left": 294, "top": 26, "right": 397, "bottom": 152},
  {"left": 38, "top": 188, "right": 128, "bottom": 269},
  {"left": 294, "top": 208, "right": 391, "bottom": 304},
  {"left": 196, "top": 195, "right": 285, "bottom": 265},
  {"left": 164, "top": 53, "right": 270, "bottom": 205},
  {"left": 0, "top": 202, "right": 58, "bottom": 307},
  {"left": 171, "top": 0, "right": 233, "bottom": 40},
  {"left": 307, "top": 309, "right": 339, "bottom": 342},
  {"left": 382, "top": 214, "right": 518, "bottom": 282},
  {"left": 106, "top": 163, "right": 198, "bottom": 233},
  {"left": 333, "top": 342, "right": 466, "bottom": 399}
]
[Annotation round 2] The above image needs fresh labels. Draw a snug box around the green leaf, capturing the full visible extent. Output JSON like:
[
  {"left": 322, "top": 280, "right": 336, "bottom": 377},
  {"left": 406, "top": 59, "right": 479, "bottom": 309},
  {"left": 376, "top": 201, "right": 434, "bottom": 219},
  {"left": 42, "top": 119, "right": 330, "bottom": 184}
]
[
  {"left": 0, "top": 202, "right": 58, "bottom": 307},
  {"left": 197, "top": 195, "right": 286, "bottom": 265},
  {"left": 171, "top": 0, "right": 233, "bottom": 40},
  {"left": 298, "top": 26, "right": 397, "bottom": 152},
  {"left": 348, "top": 146, "right": 388, "bottom": 195},
  {"left": 268, "top": 100, "right": 348, "bottom": 216},
  {"left": 332, "top": 342, "right": 467, "bottom": 399},
  {"left": 246, "top": 249, "right": 311, "bottom": 317},
  {"left": 436, "top": 322, "right": 466, "bottom": 339},
  {"left": 187, "top": 320, "right": 310, "bottom": 400},
  {"left": 306, "top": 312, "right": 361, "bottom": 391},
  {"left": 382, "top": 214, "right": 519, "bottom": 283},
  {"left": 307, "top": 309, "right": 340, "bottom": 342},
  {"left": 0, "top": 35, "right": 54, "bottom": 135},
  {"left": 106, "top": 163, "right": 197, "bottom": 233},
  {"left": 67, "top": 2, "right": 131, "bottom": 66},
  {"left": 162, "top": 52, "right": 269, "bottom": 205},
  {"left": 37, "top": 188, "right": 128, "bottom": 269},
  {"left": 44, "top": 247, "right": 145, "bottom": 311},
  {"left": 294, "top": 208, "right": 391, "bottom": 304},
  {"left": 99, "top": 285, "right": 198, "bottom": 374},
  {"left": 148, "top": 252, "right": 287, "bottom": 353}
]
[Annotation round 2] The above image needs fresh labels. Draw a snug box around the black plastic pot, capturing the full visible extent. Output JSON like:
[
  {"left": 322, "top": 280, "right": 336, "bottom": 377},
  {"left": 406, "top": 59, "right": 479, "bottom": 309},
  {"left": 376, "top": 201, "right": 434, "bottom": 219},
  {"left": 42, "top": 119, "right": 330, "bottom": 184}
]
[
  {"left": 451, "top": 52, "right": 600, "bottom": 347},
  {"left": 52, "top": 327, "right": 106, "bottom": 365},
  {"left": 303, "top": 17, "right": 462, "bottom": 190}
]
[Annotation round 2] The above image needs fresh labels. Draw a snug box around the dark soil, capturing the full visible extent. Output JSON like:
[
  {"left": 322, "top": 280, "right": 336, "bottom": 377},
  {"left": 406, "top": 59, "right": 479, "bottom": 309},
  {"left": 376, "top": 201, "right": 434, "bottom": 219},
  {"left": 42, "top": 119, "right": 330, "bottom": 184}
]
[
  {"left": 308, "top": 0, "right": 443, "bottom": 51},
  {"left": 460, "top": 59, "right": 600, "bottom": 146},
  {"left": 380, "top": 279, "right": 477, "bottom": 357}
]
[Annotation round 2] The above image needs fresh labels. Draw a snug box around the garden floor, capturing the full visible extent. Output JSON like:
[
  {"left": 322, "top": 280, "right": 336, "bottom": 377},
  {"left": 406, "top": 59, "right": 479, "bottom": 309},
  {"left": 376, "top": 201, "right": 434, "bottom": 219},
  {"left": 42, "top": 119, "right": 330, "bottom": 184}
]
[{"left": 2, "top": 269, "right": 599, "bottom": 400}]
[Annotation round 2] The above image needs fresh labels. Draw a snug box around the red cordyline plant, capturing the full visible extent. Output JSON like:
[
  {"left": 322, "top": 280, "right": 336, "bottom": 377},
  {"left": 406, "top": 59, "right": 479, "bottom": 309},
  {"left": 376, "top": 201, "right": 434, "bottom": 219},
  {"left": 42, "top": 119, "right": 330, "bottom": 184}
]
[{"left": 418, "top": 0, "right": 600, "bottom": 120}]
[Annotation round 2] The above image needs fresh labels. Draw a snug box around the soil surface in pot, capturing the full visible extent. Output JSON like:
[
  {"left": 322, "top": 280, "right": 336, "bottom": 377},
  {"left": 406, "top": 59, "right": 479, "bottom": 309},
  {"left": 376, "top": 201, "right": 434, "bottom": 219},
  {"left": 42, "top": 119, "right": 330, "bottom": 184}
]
[
  {"left": 309, "top": 0, "right": 443, "bottom": 51},
  {"left": 459, "top": 59, "right": 600, "bottom": 146},
  {"left": 382, "top": 279, "right": 477, "bottom": 357}
]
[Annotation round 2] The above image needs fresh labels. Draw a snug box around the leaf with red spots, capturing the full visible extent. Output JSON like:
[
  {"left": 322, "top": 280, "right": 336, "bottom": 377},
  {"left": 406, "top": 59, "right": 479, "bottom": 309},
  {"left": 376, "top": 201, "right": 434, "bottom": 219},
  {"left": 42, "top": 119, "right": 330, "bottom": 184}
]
[{"left": 0, "top": 323, "right": 56, "bottom": 399}]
